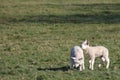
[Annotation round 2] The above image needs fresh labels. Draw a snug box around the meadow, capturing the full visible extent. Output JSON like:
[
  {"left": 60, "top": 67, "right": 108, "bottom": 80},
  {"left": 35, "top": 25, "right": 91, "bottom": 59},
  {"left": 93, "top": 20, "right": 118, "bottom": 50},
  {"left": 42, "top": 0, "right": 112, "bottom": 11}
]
[{"left": 0, "top": 0, "right": 120, "bottom": 80}]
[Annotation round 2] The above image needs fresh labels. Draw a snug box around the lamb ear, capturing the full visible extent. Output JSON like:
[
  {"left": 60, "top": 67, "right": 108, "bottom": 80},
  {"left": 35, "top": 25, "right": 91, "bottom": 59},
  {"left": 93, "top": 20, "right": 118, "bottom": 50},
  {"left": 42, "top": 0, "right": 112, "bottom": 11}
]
[
  {"left": 84, "top": 40, "right": 88, "bottom": 44},
  {"left": 85, "top": 39, "right": 89, "bottom": 45},
  {"left": 87, "top": 40, "right": 89, "bottom": 45},
  {"left": 71, "top": 57, "right": 76, "bottom": 60}
]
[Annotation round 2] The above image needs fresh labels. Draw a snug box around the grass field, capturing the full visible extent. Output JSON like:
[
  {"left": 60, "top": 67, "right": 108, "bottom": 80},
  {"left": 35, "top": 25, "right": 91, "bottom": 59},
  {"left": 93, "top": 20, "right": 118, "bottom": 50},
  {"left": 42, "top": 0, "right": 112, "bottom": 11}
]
[{"left": 0, "top": 0, "right": 120, "bottom": 80}]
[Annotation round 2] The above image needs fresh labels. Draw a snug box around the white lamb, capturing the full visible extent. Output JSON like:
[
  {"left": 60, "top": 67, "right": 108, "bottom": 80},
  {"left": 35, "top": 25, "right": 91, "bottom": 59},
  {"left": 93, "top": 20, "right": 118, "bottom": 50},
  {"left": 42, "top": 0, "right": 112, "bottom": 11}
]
[
  {"left": 70, "top": 46, "right": 85, "bottom": 71},
  {"left": 81, "top": 40, "right": 110, "bottom": 70}
]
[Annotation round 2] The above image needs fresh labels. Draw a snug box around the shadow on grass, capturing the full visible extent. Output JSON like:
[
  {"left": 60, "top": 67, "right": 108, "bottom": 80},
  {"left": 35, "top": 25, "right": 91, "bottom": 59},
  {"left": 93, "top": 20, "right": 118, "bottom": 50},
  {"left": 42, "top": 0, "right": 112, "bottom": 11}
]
[
  {"left": 1, "top": 3, "right": 120, "bottom": 24},
  {"left": 37, "top": 66, "right": 70, "bottom": 72}
]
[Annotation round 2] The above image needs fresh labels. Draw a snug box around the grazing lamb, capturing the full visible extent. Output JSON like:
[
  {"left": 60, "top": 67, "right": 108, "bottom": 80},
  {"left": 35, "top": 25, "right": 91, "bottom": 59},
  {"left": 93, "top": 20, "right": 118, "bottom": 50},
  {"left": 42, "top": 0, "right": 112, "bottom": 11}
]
[
  {"left": 81, "top": 40, "right": 110, "bottom": 70},
  {"left": 70, "top": 46, "right": 85, "bottom": 71}
]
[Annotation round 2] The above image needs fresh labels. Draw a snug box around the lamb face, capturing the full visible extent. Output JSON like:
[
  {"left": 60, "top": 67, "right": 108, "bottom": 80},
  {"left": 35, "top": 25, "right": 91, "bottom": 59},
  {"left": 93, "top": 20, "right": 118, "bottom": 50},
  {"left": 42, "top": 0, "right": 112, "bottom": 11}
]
[
  {"left": 81, "top": 40, "right": 89, "bottom": 50},
  {"left": 71, "top": 57, "right": 83, "bottom": 68}
]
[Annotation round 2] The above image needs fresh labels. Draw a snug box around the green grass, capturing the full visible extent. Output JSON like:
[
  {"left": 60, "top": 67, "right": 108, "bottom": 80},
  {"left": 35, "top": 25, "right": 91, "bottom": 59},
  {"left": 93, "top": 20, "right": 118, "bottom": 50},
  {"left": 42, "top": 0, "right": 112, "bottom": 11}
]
[{"left": 0, "top": 0, "right": 120, "bottom": 80}]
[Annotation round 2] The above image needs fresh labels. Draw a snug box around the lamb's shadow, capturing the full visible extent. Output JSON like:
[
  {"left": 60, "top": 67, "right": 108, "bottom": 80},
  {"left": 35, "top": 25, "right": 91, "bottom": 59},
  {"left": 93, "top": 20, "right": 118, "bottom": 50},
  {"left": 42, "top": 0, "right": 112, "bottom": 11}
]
[{"left": 37, "top": 66, "right": 70, "bottom": 72}]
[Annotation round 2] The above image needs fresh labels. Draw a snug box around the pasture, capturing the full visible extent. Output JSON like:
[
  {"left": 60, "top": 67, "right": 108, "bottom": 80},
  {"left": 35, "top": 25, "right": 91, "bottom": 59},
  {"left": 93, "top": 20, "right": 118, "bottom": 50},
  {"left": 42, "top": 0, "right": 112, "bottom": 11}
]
[{"left": 0, "top": 0, "right": 120, "bottom": 80}]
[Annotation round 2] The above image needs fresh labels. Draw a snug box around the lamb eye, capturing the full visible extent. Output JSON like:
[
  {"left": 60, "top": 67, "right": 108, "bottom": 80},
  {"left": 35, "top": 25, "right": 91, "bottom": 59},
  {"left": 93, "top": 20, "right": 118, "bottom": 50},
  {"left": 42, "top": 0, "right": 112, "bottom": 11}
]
[{"left": 78, "top": 58, "right": 83, "bottom": 60}]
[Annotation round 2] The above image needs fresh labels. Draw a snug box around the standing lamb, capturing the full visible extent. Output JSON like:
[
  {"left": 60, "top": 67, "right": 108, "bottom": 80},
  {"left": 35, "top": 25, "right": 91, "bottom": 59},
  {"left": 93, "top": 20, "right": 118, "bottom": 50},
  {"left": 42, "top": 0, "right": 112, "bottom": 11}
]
[
  {"left": 81, "top": 40, "right": 110, "bottom": 70},
  {"left": 70, "top": 46, "right": 85, "bottom": 71}
]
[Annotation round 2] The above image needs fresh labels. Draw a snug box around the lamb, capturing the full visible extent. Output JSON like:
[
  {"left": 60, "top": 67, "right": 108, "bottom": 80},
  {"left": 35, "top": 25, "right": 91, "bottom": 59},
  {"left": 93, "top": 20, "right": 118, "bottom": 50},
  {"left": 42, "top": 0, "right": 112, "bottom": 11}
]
[
  {"left": 81, "top": 40, "right": 110, "bottom": 70},
  {"left": 70, "top": 46, "right": 85, "bottom": 71}
]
